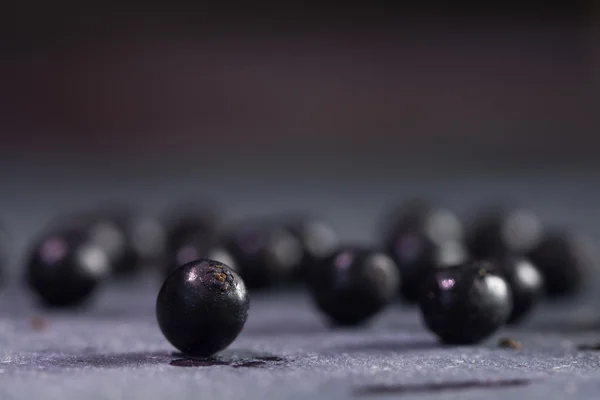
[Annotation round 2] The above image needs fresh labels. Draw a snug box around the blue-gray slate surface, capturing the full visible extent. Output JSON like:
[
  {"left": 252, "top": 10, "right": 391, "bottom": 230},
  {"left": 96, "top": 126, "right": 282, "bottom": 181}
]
[
  {"left": 1, "top": 279, "right": 600, "bottom": 400},
  {"left": 1, "top": 170, "right": 600, "bottom": 399}
]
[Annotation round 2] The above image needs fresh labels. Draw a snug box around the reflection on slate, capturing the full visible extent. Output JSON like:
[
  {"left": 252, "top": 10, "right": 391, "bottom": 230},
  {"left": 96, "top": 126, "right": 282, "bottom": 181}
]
[{"left": 170, "top": 355, "right": 286, "bottom": 369}]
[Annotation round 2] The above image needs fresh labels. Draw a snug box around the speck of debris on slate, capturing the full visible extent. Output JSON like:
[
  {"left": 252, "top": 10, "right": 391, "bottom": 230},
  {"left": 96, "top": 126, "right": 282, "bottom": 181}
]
[
  {"left": 30, "top": 316, "right": 48, "bottom": 331},
  {"left": 498, "top": 337, "right": 522, "bottom": 349}
]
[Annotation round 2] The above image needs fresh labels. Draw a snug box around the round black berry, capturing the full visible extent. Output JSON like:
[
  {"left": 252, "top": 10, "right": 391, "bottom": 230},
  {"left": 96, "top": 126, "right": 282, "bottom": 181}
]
[
  {"left": 495, "top": 257, "right": 544, "bottom": 324},
  {"left": 123, "top": 213, "right": 167, "bottom": 269},
  {"left": 26, "top": 228, "right": 110, "bottom": 307},
  {"left": 51, "top": 208, "right": 165, "bottom": 278},
  {"left": 164, "top": 236, "right": 237, "bottom": 278},
  {"left": 96, "top": 207, "right": 167, "bottom": 276},
  {"left": 382, "top": 201, "right": 464, "bottom": 302},
  {"left": 156, "top": 259, "right": 249, "bottom": 356},
  {"left": 223, "top": 219, "right": 302, "bottom": 290},
  {"left": 308, "top": 247, "right": 400, "bottom": 326},
  {"left": 527, "top": 229, "right": 594, "bottom": 297},
  {"left": 162, "top": 203, "right": 223, "bottom": 279},
  {"left": 163, "top": 203, "right": 221, "bottom": 253},
  {"left": 279, "top": 213, "right": 339, "bottom": 281},
  {"left": 419, "top": 261, "right": 512, "bottom": 345},
  {"left": 467, "top": 206, "right": 543, "bottom": 260}
]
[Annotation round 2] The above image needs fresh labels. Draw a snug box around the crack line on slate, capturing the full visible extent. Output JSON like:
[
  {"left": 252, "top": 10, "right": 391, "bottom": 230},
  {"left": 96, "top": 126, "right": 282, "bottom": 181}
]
[{"left": 353, "top": 378, "right": 532, "bottom": 396}]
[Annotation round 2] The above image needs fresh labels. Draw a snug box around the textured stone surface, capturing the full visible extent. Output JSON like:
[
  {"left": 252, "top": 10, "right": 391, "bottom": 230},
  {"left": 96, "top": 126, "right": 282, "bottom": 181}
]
[{"left": 1, "top": 282, "right": 600, "bottom": 400}]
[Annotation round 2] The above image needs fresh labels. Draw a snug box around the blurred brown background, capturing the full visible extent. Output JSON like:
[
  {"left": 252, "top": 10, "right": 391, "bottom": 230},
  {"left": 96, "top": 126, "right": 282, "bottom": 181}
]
[{"left": 3, "top": 3, "right": 600, "bottom": 167}]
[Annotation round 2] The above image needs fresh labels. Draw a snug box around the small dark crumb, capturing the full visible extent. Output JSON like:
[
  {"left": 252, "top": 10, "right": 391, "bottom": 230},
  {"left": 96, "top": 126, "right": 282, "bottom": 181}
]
[
  {"left": 498, "top": 338, "right": 522, "bottom": 349},
  {"left": 577, "top": 343, "right": 600, "bottom": 351},
  {"left": 30, "top": 316, "right": 48, "bottom": 331}
]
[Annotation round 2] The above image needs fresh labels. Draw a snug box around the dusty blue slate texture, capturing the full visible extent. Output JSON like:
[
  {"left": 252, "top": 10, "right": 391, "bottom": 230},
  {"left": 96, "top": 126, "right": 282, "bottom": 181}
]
[{"left": 1, "top": 280, "right": 600, "bottom": 400}]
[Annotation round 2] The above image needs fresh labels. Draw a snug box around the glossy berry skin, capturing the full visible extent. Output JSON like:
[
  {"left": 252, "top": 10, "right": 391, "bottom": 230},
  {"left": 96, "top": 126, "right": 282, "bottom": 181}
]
[
  {"left": 96, "top": 207, "right": 167, "bottom": 276},
  {"left": 166, "top": 223, "right": 217, "bottom": 258},
  {"left": 26, "top": 228, "right": 110, "bottom": 307},
  {"left": 467, "top": 207, "right": 543, "bottom": 260},
  {"left": 419, "top": 261, "right": 512, "bottom": 345},
  {"left": 527, "top": 229, "right": 594, "bottom": 297},
  {"left": 121, "top": 212, "right": 167, "bottom": 270},
  {"left": 156, "top": 259, "right": 249, "bottom": 356},
  {"left": 308, "top": 247, "right": 400, "bottom": 326},
  {"left": 382, "top": 201, "right": 464, "bottom": 302},
  {"left": 495, "top": 257, "right": 544, "bottom": 324},
  {"left": 51, "top": 208, "right": 165, "bottom": 278},
  {"left": 223, "top": 220, "right": 302, "bottom": 290},
  {"left": 280, "top": 213, "right": 339, "bottom": 281},
  {"left": 164, "top": 236, "right": 237, "bottom": 278}
]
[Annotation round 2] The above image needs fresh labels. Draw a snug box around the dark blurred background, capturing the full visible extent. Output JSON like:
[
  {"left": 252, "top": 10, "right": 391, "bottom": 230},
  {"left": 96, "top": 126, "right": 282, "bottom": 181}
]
[{"left": 1, "top": 3, "right": 599, "bottom": 272}]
